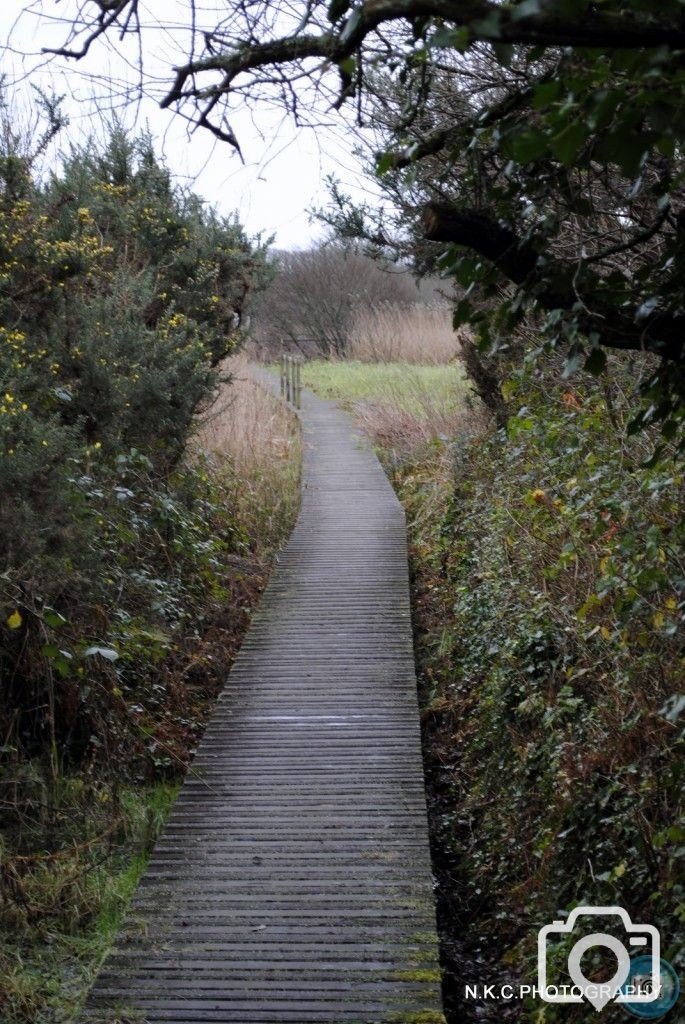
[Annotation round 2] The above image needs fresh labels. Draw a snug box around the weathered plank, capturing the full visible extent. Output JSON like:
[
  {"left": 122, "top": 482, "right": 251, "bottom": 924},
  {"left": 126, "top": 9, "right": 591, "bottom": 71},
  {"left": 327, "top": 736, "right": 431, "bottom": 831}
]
[{"left": 82, "top": 374, "right": 444, "bottom": 1024}]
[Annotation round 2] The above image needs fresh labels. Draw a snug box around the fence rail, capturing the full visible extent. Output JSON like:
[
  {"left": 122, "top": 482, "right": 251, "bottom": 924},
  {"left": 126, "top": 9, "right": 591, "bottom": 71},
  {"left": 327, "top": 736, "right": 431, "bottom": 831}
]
[{"left": 280, "top": 353, "right": 303, "bottom": 409}]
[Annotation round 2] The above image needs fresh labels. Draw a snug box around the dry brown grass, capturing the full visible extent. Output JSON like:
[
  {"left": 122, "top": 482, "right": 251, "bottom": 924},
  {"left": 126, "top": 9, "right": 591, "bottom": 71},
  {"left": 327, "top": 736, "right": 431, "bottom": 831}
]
[
  {"left": 195, "top": 355, "right": 294, "bottom": 469},
  {"left": 347, "top": 303, "right": 463, "bottom": 364},
  {"left": 349, "top": 384, "right": 483, "bottom": 473},
  {"left": 192, "top": 354, "right": 301, "bottom": 554},
  {"left": 350, "top": 396, "right": 472, "bottom": 469}
]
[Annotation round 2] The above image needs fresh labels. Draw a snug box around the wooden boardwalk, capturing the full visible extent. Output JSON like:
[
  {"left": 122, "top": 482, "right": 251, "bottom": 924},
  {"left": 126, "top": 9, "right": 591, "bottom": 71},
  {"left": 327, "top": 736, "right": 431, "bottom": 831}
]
[{"left": 84, "top": 376, "right": 444, "bottom": 1023}]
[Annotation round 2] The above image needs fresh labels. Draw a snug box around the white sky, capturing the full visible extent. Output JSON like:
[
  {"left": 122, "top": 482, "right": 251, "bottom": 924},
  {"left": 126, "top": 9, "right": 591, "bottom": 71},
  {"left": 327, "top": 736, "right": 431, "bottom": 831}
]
[{"left": 1, "top": 1, "right": 375, "bottom": 249}]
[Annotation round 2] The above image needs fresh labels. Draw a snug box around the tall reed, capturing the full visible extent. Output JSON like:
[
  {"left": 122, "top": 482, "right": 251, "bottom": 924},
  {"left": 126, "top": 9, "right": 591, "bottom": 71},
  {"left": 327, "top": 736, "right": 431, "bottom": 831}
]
[{"left": 347, "top": 303, "right": 463, "bottom": 365}]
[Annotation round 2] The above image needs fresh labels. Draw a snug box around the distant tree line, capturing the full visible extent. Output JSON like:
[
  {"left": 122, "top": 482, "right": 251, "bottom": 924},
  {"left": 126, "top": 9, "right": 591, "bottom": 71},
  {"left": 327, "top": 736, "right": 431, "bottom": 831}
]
[{"left": 252, "top": 245, "right": 444, "bottom": 357}]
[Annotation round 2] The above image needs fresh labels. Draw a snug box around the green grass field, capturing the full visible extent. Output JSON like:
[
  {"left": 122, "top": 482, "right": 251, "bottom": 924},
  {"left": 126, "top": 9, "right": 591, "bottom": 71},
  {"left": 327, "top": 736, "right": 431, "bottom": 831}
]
[{"left": 297, "top": 359, "right": 466, "bottom": 416}]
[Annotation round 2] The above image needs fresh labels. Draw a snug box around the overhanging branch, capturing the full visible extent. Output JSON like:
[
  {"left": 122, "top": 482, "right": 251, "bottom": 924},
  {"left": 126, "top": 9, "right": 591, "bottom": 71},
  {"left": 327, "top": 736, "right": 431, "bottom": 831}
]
[
  {"left": 386, "top": 80, "right": 540, "bottom": 171},
  {"left": 42, "top": 0, "right": 137, "bottom": 59},
  {"left": 422, "top": 201, "right": 685, "bottom": 362},
  {"left": 159, "top": 1, "right": 685, "bottom": 119}
]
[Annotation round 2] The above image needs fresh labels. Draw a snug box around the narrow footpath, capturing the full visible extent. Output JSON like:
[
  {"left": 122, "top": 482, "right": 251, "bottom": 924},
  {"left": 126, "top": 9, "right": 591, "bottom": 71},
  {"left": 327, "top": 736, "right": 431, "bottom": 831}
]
[{"left": 83, "top": 376, "right": 445, "bottom": 1023}]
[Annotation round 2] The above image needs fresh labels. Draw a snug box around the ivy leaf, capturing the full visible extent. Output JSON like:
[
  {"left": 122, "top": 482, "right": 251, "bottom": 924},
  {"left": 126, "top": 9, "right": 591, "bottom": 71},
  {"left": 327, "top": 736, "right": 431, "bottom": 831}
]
[
  {"left": 504, "top": 127, "right": 548, "bottom": 164},
  {"left": 588, "top": 89, "right": 622, "bottom": 132},
  {"left": 511, "top": 0, "right": 543, "bottom": 20},
  {"left": 596, "top": 128, "right": 648, "bottom": 177},
  {"left": 436, "top": 246, "right": 460, "bottom": 272},
  {"left": 492, "top": 43, "right": 514, "bottom": 67},
  {"left": 562, "top": 346, "right": 584, "bottom": 378},
  {"left": 43, "top": 608, "right": 67, "bottom": 628},
  {"left": 453, "top": 298, "right": 473, "bottom": 327},
  {"left": 552, "top": 0, "right": 589, "bottom": 14},
  {"left": 656, "top": 135, "right": 676, "bottom": 158},
  {"left": 636, "top": 296, "right": 659, "bottom": 320},
  {"left": 472, "top": 11, "right": 502, "bottom": 37},
  {"left": 42, "top": 644, "right": 74, "bottom": 678},
  {"left": 375, "top": 150, "right": 396, "bottom": 175},
  {"left": 430, "top": 26, "right": 470, "bottom": 50},
  {"left": 660, "top": 694, "right": 685, "bottom": 722},
  {"left": 533, "top": 80, "right": 562, "bottom": 110},
  {"left": 627, "top": 410, "right": 649, "bottom": 436},
  {"left": 339, "top": 9, "right": 362, "bottom": 45},
  {"left": 550, "top": 122, "right": 588, "bottom": 165},
  {"left": 337, "top": 56, "right": 356, "bottom": 76}
]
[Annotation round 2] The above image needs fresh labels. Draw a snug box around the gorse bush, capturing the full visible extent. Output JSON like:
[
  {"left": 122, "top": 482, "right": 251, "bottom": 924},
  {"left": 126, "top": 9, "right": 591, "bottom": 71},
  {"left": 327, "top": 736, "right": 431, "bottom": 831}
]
[
  {"left": 391, "top": 358, "right": 684, "bottom": 1021},
  {"left": 1, "top": 126, "right": 263, "bottom": 471},
  {"left": 0, "top": 116, "right": 270, "bottom": 780}
]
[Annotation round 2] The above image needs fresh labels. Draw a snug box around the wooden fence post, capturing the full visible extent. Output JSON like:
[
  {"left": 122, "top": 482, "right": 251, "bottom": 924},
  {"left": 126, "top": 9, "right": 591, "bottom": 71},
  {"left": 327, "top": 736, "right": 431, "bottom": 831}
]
[{"left": 281, "top": 352, "right": 302, "bottom": 409}]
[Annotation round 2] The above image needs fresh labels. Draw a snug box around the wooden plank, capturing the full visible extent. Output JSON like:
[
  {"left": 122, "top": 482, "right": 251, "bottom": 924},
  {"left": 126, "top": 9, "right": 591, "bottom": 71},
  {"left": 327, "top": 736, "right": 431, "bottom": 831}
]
[{"left": 82, "top": 372, "right": 444, "bottom": 1024}]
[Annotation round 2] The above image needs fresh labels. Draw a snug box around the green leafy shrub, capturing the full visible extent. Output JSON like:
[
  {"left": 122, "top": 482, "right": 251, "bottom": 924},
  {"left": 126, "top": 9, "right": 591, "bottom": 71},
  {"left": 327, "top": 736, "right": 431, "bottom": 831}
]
[{"left": 392, "top": 359, "right": 683, "bottom": 1021}]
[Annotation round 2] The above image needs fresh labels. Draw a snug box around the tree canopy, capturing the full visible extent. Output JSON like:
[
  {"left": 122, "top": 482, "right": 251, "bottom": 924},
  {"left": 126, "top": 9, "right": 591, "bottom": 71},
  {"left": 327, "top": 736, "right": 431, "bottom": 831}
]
[{"left": 29, "top": 0, "right": 685, "bottom": 437}]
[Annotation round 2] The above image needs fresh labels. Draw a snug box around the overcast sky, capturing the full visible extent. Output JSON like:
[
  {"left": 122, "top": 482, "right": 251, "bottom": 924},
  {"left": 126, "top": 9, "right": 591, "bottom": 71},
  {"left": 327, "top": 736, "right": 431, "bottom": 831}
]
[{"left": 1, "top": 1, "right": 374, "bottom": 249}]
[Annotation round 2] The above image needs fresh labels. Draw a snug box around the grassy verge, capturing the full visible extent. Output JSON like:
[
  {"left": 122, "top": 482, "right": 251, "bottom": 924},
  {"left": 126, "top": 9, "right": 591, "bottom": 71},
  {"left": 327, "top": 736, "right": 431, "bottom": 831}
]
[
  {"left": 1, "top": 783, "right": 177, "bottom": 1023},
  {"left": 0, "top": 365, "right": 300, "bottom": 1024},
  {"left": 306, "top": 356, "right": 684, "bottom": 1023}
]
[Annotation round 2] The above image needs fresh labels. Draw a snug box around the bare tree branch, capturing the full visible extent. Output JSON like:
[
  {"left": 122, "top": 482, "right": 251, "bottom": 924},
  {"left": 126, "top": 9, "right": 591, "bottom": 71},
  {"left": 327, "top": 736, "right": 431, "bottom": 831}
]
[
  {"left": 41, "top": 1, "right": 138, "bottom": 60},
  {"left": 422, "top": 201, "right": 685, "bottom": 361}
]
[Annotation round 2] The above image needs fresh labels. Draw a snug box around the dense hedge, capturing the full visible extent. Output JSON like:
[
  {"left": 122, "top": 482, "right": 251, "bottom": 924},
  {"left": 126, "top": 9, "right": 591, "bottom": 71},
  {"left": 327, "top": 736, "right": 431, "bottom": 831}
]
[{"left": 397, "top": 360, "right": 684, "bottom": 1021}]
